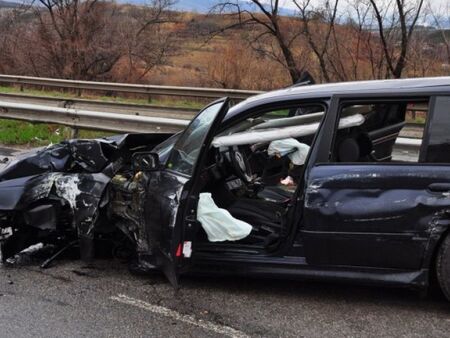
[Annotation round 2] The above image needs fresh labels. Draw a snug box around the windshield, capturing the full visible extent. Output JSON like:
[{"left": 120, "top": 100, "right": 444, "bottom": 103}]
[{"left": 166, "top": 101, "right": 224, "bottom": 176}]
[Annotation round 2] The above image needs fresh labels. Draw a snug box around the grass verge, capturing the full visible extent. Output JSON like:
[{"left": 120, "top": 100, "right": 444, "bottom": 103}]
[
  {"left": 0, "top": 119, "right": 114, "bottom": 147},
  {"left": 0, "top": 85, "right": 204, "bottom": 146}
]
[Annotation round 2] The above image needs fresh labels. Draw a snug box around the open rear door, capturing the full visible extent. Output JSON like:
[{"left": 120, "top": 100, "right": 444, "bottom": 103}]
[{"left": 144, "top": 98, "right": 230, "bottom": 287}]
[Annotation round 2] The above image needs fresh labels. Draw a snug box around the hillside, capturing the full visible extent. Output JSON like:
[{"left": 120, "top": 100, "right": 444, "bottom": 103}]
[{"left": 0, "top": 1, "right": 449, "bottom": 91}]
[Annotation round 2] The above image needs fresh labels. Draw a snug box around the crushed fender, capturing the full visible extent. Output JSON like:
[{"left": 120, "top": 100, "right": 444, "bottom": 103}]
[{"left": 0, "top": 133, "right": 173, "bottom": 268}]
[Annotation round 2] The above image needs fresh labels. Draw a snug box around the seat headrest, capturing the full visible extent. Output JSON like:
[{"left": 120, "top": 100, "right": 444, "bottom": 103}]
[{"left": 338, "top": 137, "right": 360, "bottom": 162}]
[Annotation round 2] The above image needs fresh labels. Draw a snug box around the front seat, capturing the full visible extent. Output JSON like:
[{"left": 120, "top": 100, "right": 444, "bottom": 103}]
[
  {"left": 257, "top": 186, "right": 292, "bottom": 204},
  {"left": 336, "top": 132, "right": 372, "bottom": 162},
  {"left": 337, "top": 137, "right": 360, "bottom": 162},
  {"left": 227, "top": 198, "right": 286, "bottom": 249}
]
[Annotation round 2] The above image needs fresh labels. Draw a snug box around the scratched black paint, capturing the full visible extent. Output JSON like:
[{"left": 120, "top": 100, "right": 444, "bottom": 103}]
[
  {"left": 302, "top": 164, "right": 450, "bottom": 270},
  {"left": 0, "top": 133, "right": 170, "bottom": 261},
  {"left": 0, "top": 78, "right": 450, "bottom": 297}
]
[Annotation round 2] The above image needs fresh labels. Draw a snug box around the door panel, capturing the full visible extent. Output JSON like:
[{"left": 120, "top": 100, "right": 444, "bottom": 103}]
[
  {"left": 144, "top": 171, "right": 188, "bottom": 287},
  {"left": 143, "top": 98, "right": 230, "bottom": 286},
  {"left": 302, "top": 164, "right": 450, "bottom": 269}
]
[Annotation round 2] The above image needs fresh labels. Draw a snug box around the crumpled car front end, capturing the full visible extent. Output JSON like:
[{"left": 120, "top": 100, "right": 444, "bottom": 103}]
[{"left": 0, "top": 133, "right": 175, "bottom": 268}]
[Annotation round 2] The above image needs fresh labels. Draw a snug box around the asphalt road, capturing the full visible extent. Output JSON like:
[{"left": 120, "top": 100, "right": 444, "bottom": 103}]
[
  {"left": 0, "top": 147, "right": 448, "bottom": 337},
  {"left": 1, "top": 259, "right": 450, "bottom": 338}
]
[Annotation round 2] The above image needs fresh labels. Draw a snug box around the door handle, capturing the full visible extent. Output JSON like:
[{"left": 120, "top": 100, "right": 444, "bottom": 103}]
[{"left": 428, "top": 183, "right": 450, "bottom": 193}]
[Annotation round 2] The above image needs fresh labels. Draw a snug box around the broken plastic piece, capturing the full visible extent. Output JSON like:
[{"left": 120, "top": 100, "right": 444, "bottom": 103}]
[
  {"left": 4, "top": 243, "right": 55, "bottom": 267},
  {"left": 40, "top": 240, "right": 78, "bottom": 269},
  {"left": 197, "top": 193, "right": 252, "bottom": 242}
]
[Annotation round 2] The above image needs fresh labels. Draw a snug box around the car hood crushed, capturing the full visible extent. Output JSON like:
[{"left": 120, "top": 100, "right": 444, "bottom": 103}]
[{"left": 0, "top": 133, "right": 174, "bottom": 267}]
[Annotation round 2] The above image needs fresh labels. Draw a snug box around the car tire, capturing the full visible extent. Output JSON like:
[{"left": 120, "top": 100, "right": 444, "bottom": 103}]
[{"left": 436, "top": 233, "right": 450, "bottom": 301}]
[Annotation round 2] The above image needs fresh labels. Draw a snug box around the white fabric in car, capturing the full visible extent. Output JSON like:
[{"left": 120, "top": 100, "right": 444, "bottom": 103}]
[
  {"left": 212, "top": 114, "right": 365, "bottom": 148},
  {"left": 253, "top": 112, "right": 324, "bottom": 130},
  {"left": 267, "top": 138, "right": 310, "bottom": 165},
  {"left": 197, "top": 193, "right": 252, "bottom": 242}
]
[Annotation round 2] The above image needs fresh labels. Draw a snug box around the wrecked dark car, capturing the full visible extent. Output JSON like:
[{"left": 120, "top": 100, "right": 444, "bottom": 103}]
[{"left": 2, "top": 77, "right": 450, "bottom": 301}]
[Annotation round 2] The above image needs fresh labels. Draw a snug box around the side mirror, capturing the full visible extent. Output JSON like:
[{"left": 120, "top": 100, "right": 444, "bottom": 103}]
[{"left": 132, "top": 152, "right": 160, "bottom": 171}]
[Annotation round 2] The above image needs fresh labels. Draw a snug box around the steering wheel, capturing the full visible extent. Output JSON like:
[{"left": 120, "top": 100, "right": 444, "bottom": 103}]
[{"left": 229, "top": 146, "right": 253, "bottom": 183}]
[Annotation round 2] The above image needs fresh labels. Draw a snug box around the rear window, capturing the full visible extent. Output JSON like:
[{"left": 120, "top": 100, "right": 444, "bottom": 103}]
[
  {"left": 330, "top": 100, "right": 428, "bottom": 163},
  {"left": 424, "top": 96, "right": 450, "bottom": 163}
]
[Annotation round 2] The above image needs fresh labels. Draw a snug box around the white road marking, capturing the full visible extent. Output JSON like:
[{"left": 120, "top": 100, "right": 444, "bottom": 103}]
[{"left": 110, "top": 294, "right": 249, "bottom": 338}]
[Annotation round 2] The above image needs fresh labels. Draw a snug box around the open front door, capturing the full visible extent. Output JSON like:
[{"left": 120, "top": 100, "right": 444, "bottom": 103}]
[{"left": 144, "top": 98, "right": 230, "bottom": 287}]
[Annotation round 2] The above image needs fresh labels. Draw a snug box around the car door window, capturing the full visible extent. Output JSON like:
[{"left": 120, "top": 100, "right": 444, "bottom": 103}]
[
  {"left": 303, "top": 97, "right": 432, "bottom": 269},
  {"left": 167, "top": 101, "right": 226, "bottom": 176},
  {"left": 330, "top": 100, "right": 429, "bottom": 163},
  {"left": 424, "top": 96, "right": 450, "bottom": 163}
]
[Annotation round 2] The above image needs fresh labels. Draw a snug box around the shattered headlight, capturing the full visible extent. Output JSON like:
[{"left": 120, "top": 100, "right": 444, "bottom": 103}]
[{"left": 0, "top": 226, "right": 12, "bottom": 240}]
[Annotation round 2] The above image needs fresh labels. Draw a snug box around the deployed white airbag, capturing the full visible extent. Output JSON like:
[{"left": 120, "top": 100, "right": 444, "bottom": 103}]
[
  {"left": 197, "top": 193, "right": 252, "bottom": 242},
  {"left": 268, "top": 138, "right": 310, "bottom": 165},
  {"left": 212, "top": 114, "right": 365, "bottom": 148}
]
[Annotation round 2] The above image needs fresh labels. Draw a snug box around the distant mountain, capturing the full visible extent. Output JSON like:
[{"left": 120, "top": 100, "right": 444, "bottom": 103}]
[
  {"left": 0, "top": 0, "right": 293, "bottom": 15},
  {"left": 172, "top": 0, "right": 295, "bottom": 14},
  {"left": 119, "top": 0, "right": 219, "bottom": 12},
  {"left": 0, "top": 0, "right": 20, "bottom": 8},
  {"left": 122, "top": 0, "right": 295, "bottom": 14},
  {"left": 172, "top": 0, "right": 218, "bottom": 12}
]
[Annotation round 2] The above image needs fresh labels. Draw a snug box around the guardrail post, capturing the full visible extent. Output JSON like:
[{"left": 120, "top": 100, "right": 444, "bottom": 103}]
[
  {"left": 77, "top": 88, "right": 82, "bottom": 97},
  {"left": 148, "top": 95, "right": 152, "bottom": 103},
  {"left": 20, "top": 85, "right": 24, "bottom": 92},
  {"left": 70, "top": 127, "right": 79, "bottom": 139}
]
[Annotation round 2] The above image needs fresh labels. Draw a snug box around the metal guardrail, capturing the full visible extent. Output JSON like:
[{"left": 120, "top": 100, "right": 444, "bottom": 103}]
[
  {"left": 0, "top": 101, "right": 188, "bottom": 134},
  {"left": 0, "top": 92, "right": 197, "bottom": 119},
  {"left": 0, "top": 75, "right": 422, "bottom": 150},
  {"left": 0, "top": 74, "right": 263, "bottom": 100},
  {"left": 0, "top": 100, "right": 420, "bottom": 150}
]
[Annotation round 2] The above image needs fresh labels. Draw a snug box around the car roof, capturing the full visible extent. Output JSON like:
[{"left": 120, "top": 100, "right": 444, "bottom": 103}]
[{"left": 225, "top": 77, "right": 450, "bottom": 121}]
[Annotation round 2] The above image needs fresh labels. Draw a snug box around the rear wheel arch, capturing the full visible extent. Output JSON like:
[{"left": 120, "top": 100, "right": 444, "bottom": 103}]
[{"left": 434, "top": 229, "right": 450, "bottom": 300}]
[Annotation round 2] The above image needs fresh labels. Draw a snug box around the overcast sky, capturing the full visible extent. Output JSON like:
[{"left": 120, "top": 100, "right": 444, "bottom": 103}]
[
  {"left": 258, "top": 0, "right": 450, "bottom": 25},
  {"left": 7, "top": 0, "right": 450, "bottom": 22},
  {"left": 262, "top": 0, "right": 448, "bottom": 11},
  {"left": 260, "top": 0, "right": 449, "bottom": 16}
]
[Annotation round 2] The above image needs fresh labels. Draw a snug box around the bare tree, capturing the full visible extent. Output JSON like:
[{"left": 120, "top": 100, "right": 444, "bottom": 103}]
[
  {"left": 0, "top": 0, "right": 177, "bottom": 82},
  {"left": 293, "top": 0, "right": 339, "bottom": 82},
  {"left": 327, "top": 0, "right": 372, "bottom": 81},
  {"left": 407, "top": 31, "right": 441, "bottom": 77},
  {"left": 205, "top": 39, "right": 288, "bottom": 90},
  {"left": 213, "top": 0, "right": 307, "bottom": 84},
  {"left": 25, "top": 0, "right": 124, "bottom": 80},
  {"left": 429, "top": 1, "right": 450, "bottom": 69},
  {"left": 0, "top": 4, "right": 33, "bottom": 74},
  {"left": 119, "top": 0, "right": 177, "bottom": 82},
  {"left": 369, "top": 0, "right": 425, "bottom": 78}
]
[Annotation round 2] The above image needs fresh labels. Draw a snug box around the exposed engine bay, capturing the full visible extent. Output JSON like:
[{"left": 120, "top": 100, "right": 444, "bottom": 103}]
[{"left": 0, "top": 134, "right": 172, "bottom": 267}]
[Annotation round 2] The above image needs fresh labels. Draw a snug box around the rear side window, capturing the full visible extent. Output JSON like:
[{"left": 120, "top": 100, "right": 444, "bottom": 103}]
[
  {"left": 330, "top": 100, "right": 428, "bottom": 163},
  {"left": 424, "top": 96, "right": 450, "bottom": 163}
]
